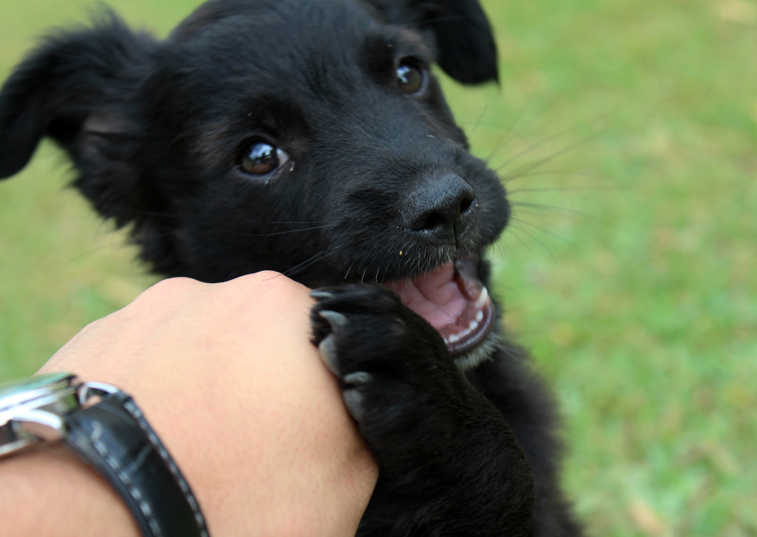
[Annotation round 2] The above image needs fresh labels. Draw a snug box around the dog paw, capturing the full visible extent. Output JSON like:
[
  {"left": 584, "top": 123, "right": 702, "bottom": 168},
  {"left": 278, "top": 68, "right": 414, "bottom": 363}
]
[
  {"left": 311, "top": 284, "right": 449, "bottom": 374},
  {"left": 310, "top": 284, "right": 468, "bottom": 456}
]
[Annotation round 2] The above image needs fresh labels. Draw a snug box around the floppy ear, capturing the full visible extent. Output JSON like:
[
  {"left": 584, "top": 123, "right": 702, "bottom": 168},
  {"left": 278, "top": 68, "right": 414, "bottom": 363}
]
[
  {"left": 0, "top": 12, "right": 156, "bottom": 180},
  {"left": 368, "top": 0, "right": 499, "bottom": 84}
]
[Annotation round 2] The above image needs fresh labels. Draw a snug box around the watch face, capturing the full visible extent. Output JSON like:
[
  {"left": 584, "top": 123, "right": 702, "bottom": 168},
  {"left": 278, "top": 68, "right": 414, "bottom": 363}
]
[{"left": 0, "top": 372, "right": 77, "bottom": 413}]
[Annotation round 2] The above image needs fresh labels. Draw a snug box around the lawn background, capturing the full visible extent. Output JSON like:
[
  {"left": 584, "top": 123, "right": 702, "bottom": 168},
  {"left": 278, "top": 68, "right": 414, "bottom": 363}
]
[{"left": 0, "top": 0, "right": 755, "bottom": 535}]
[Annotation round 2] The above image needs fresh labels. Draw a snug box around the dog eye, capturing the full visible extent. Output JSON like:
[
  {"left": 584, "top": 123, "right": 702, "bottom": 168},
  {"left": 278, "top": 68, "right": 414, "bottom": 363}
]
[
  {"left": 240, "top": 142, "right": 290, "bottom": 175},
  {"left": 396, "top": 62, "right": 424, "bottom": 94}
]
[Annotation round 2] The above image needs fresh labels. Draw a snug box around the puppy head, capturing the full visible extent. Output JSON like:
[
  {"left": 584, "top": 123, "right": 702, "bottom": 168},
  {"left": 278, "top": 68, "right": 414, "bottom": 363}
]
[{"left": 0, "top": 0, "right": 508, "bottom": 363}]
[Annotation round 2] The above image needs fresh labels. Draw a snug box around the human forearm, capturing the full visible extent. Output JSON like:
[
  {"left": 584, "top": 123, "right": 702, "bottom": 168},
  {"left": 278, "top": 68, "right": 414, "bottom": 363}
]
[{"left": 0, "top": 446, "right": 139, "bottom": 537}]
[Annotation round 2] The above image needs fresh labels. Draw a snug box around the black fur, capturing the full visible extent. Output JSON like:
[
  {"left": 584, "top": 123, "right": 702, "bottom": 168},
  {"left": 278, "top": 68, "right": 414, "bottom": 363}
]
[{"left": 0, "top": 0, "right": 582, "bottom": 535}]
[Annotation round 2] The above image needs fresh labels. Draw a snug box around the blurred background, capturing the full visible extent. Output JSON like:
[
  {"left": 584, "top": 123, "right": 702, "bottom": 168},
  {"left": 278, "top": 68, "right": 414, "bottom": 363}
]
[{"left": 0, "top": 0, "right": 755, "bottom": 534}]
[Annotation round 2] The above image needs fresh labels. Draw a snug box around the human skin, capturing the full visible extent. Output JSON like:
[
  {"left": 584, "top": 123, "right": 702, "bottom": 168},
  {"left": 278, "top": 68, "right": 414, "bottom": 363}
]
[{"left": 0, "top": 273, "right": 378, "bottom": 537}]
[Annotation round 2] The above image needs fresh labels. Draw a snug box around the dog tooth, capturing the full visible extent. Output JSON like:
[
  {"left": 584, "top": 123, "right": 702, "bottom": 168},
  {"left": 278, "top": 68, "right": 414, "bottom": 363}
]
[
  {"left": 476, "top": 310, "right": 483, "bottom": 323},
  {"left": 474, "top": 286, "right": 489, "bottom": 309}
]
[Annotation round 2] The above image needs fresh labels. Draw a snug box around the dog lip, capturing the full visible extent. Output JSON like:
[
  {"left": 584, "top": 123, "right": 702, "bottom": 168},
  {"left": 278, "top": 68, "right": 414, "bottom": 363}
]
[{"left": 384, "top": 255, "right": 495, "bottom": 358}]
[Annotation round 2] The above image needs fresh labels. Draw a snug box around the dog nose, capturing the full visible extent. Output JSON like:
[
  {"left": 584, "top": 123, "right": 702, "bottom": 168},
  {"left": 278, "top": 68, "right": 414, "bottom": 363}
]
[{"left": 404, "top": 174, "right": 476, "bottom": 242}]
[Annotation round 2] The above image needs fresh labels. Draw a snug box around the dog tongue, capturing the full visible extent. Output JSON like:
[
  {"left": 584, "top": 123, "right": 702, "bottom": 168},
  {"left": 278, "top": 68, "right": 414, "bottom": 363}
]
[
  {"left": 385, "top": 263, "right": 467, "bottom": 330},
  {"left": 385, "top": 258, "right": 494, "bottom": 356}
]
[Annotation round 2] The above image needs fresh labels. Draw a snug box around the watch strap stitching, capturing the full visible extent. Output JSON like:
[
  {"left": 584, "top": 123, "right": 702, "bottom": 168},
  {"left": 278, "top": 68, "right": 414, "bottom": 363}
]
[
  {"left": 89, "top": 420, "right": 164, "bottom": 537},
  {"left": 63, "top": 390, "right": 210, "bottom": 537},
  {"left": 119, "top": 396, "right": 209, "bottom": 537}
]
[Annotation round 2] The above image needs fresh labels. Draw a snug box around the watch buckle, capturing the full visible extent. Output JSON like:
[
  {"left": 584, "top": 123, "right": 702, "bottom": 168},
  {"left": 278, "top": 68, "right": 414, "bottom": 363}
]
[
  {"left": 14, "top": 409, "right": 66, "bottom": 443},
  {"left": 3, "top": 379, "right": 119, "bottom": 455},
  {"left": 78, "top": 381, "right": 119, "bottom": 406}
]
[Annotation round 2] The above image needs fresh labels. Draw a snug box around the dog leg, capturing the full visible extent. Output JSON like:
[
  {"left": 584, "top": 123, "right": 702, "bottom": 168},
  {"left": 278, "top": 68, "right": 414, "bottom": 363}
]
[{"left": 311, "top": 284, "right": 536, "bottom": 537}]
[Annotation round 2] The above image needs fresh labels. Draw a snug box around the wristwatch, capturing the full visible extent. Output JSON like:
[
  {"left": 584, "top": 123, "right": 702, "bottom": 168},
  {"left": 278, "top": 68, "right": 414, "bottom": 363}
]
[{"left": 0, "top": 372, "right": 209, "bottom": 537}]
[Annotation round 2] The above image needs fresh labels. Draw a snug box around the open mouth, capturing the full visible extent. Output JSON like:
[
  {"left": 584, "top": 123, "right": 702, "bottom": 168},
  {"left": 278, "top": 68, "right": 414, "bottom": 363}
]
[{"left": 385, "top": 256, "right": 495, "bottom": 360}]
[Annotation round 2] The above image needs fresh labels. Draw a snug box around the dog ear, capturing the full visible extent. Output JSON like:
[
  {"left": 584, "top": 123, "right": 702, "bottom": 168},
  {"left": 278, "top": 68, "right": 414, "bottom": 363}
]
[
  {"left": 367, "top": 0, "right": 499, "bottom": 84},
  {"left": 0, "top": 11, "right": 156, "bottom": 180}
]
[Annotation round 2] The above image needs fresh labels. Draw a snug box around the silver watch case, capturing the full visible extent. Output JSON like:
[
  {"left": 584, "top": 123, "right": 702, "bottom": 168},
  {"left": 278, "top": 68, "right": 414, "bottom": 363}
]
[{"left": 0, "top": 372, "right": 116, "bottom": 458}]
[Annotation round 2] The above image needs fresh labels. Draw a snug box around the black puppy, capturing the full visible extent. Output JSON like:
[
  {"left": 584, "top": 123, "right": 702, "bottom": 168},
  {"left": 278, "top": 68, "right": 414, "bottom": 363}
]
[{"left": 0, "top": 0, "right": 582, "bottom": 534}]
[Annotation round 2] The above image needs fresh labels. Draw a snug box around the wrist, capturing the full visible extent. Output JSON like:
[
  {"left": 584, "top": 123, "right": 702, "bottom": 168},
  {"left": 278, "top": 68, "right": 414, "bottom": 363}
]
[
  {"left": 0, "top": 374, "right": 209, "bottom": 537},
  {"left": 0, "top": 445, "right": 139, "bottom": 537}
]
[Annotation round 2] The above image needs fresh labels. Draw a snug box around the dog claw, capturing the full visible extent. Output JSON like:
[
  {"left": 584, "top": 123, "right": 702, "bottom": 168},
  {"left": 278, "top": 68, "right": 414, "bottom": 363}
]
[
  {"left": 318, "top": 309, "right": 348, "bottom": 329},
  {"left": 343, "top": 373, "right": 372, "bottom": 422},
  {"left": 343, "top": 388, "right": 365, "bottom": 422},
  {"left": 344, "top": 371, "right": 373, "bottom": 386},
  {"left": 310, "top": 289, "right": 335, "bottom": 300},
  {"left": 317, "top": 335, "right": 340, "bottom": 375}
]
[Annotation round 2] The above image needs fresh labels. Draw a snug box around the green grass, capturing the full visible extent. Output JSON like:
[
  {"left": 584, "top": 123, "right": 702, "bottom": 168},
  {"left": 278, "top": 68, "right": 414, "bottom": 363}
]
[{"left": 1, "top": 0, "right": 755, "bottom": 535}]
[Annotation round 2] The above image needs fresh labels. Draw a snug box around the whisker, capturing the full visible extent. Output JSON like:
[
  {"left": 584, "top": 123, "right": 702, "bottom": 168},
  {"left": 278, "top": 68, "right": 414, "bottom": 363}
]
[
  {"left": 511, "top": 201, "right": 603, "bottom": 223},
  {"left": 497, "top": 128, "right": 584, "bottom": 176},
  {"left": 501, "top": 140, "right": 601, "bottom": 186},
  {"left": 503, "top": 226, "right": 533, "bottom": 253},
  {"left": 277, "top": 252, "right": 327, "bottom": 278},
  {"left": 508, "top": 182, "right": 620, "bottom": 194},
  {"left": 270, "top": 221, "right": 326, "bottom": 225},
  {"left": 278, "top": 244, "right": 346, "bottom": 279},
  {"left": 507, "top": 221, "right": 556, "bottom": 259},
  {"left": 87, "top": 205, "right": 178, "bottom": 220},
  {"left": 497, "top": 112, "right": 613, "bottom": 176},
  {"left": 411, "top": 14, "right": 484, "bottom": 25},
  {"left": 485, "top": 96, "right": 557, "bottom": 162},
  {"left": 222, "top": 224, "right": 333, "bottom": 238},
  {"left": 466, "top": 101, "right": 491, "bottom": 140},
  {"left": 511, "top": 217, "right": 575, "bottom": 247},
  {"left": 66, "top": 241, "right": 134, "bottom": 264}
]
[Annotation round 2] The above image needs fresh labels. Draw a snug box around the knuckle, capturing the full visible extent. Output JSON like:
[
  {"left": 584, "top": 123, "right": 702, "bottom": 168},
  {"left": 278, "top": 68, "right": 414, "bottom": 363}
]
[
  {"left": 131, "top": 277, "right": 202, "bottom": 307},
  {"left": 148, "top": 276, "right": 200, "bottom": 295},
  {"left": 230, "top": 270, "right": 308, "bottom": 299}
]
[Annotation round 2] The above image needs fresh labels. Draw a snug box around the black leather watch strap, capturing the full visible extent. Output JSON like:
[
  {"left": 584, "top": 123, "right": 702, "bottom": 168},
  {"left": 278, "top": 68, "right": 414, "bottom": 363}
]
[{"left": 62, "top": 391, "right": 209, "bottom": 537}]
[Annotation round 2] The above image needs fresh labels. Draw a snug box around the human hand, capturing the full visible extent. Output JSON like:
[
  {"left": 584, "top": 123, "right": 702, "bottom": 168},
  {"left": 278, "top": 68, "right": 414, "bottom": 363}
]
[{"left": 36, "top": 272, "right": 377, "bottom": 537}]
